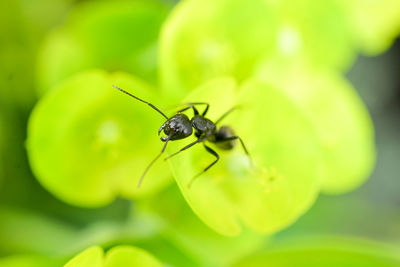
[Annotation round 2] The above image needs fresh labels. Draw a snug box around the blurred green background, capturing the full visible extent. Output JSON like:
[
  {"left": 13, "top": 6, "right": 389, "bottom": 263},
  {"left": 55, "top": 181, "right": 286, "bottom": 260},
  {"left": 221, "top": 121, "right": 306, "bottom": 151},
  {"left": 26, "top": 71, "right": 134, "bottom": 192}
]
[{"left": 0, "top": 0, "right": 399, "bottom": 266}]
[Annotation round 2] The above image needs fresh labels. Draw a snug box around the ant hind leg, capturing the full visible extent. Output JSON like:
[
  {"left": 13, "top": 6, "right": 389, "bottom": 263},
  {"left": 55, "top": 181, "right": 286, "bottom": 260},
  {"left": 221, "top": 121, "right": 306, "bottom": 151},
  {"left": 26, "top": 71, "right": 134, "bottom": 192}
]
[
  {"left": 216, "top": 135, "right": 252, "bottom": 166},
  {"left": 216, "top": 135, "right": 249, "bottom": 156},
  {"left": 187, "top": 144, "right": 219, "bottom": 188}
]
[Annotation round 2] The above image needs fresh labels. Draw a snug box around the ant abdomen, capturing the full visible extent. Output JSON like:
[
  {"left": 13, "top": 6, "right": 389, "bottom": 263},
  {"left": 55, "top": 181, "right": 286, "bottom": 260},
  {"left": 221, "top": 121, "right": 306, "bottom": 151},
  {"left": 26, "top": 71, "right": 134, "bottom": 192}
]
[{"left": 215, "top": 126, "right": 236, "bottom": 150}]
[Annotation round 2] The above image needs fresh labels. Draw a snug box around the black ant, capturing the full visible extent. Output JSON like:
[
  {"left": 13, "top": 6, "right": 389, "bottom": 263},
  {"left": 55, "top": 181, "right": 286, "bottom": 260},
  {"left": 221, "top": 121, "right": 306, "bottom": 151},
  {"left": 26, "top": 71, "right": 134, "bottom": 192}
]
[{"left": 113, "top": 85, "right": 250, "bottom": 188}]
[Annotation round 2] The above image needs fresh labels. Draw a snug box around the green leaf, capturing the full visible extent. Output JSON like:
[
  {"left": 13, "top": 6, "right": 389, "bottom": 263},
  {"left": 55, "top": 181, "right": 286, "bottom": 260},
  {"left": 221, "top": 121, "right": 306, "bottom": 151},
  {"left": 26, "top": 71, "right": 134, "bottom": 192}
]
[
  {"left": 168, "top": 77, "right": 322, "bottom": 236},
  {"left": 104, "top": 246, "right": 163, "bottom": 267},
  {"left": 0, "top": 254, "right": 65, "bottom": 267},
  {"left": 0, "top": 0, "right": 75, "bottom": 108},
  {"left": 130, "top": 236, "right": 201, "bottom": 267},
  {"left": 139, "top": 183, "right": 265, "bottom": 267},
  {"left": 65, "top": 246, "right": 103, "bottom": 267},
  {"left": 255, "top": 63, "right": 376, "bottom": 194},
  {"left": 0, "top": 103, "right": 36, "bottom": 193},
  {"left": 167, "top": 78, "right": 242, "bottom": 236},
  {"left": 0, "top": 207, "right": 77, "bottom": 255},
  {"left": 272, "top": 0, "right": 354, "bottom": 70},
  {"left": 345, "top": 0, "right": 400, "bottom": 55},
  {"left": 160, "top": 0, "right": 356, "bottom": 97},
  {"left": 64, "top": 246, "right": 163, "bottom": 267},
  {"left": 232, "top": 237, "right": 400, "bottom": 267},
  {"left": 36, "top": 30, "right": 91, "bottom": 96},
  {"left": 27, "top": 70, "right": 173, "bottom": 207},
  {"left": 0, "top": 113, "right": 4, "bottom": 183},
  {"left": 37, "top": 0, "right": 171, "bottom": 95},
  {"left": 160, "top": 0, "right": 278, "bottom": 97}
]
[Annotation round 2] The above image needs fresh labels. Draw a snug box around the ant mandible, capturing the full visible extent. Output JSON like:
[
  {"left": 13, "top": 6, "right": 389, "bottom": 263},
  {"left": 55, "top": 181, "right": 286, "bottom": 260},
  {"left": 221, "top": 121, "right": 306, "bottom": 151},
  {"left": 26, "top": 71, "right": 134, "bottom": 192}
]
[{"left": 113, "top": 85, "right": 250, "bottom": 188}]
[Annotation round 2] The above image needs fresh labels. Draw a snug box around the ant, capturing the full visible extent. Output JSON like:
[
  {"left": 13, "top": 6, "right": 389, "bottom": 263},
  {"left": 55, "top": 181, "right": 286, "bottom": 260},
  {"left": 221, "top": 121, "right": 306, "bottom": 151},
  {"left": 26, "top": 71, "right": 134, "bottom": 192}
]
[{"left": 113, "top": 85, "right": 250, "bottom": 188}]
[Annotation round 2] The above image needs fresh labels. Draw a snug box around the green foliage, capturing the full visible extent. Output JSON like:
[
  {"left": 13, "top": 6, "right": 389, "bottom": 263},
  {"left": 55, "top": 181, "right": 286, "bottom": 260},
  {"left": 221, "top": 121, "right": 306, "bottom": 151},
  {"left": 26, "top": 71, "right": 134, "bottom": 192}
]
[
  {"left": 160, "top": 0, "right": 279, "bottom": 96},
  {"left": 0, "top": 114, "right": 4, "bottom": 184},
  {"left": 27, "top": 0, "right": 377, "bottom": 235},
  {"left": 160, "top": 0, "right": 355, "bottom": 97},
  {"left": 232, "top": 238, "right": 400, "bottom": 267},
  {"left": 0, "top": 254, "right": 64, "bottom": 267},
  {"left": 0, "top": 207, "right": 77, "bottom": 255},
  {"left": 344, "top": 0, "right": 400, "bottom": 55},
  {"left": 167, "top": 77, "right": 321, "bottom": 235},
  {"left": 139, "top": 183, "right": 265, "bottom": 266},
  {"left": 273, "top": 0, "right": 354, "bottom": 70},
  {"left": 27, "top": 70, "right": 172, "bottom": 207},
  {"left": 255, "top": 63, "right": 375, "bottom": 193},
  {"left": 160, "top": 0, "right": 400, "bottom": 97},
  {"left": 37, "top": 0, "right": 170, "bottom": 95},
  {"left": 157, "top": 0, "right": 378, "bottom": 216},
  {"left": 5, "top": 0, "right": 400, "bottom": 266},
  {"left": 65, "top": 246, "right": 103, "bottom": 267},
  {"left": 65, "top": 246, "right": 163, "bottom": 267},
  {"left": 103, "top": 246, "right": 163, "bottom": 267},
  {"left": 234, "top": 249, "right": 399, "bottom": 267},
  {"left": 0, "top": 0, "right": 74, "bottom": 108}
]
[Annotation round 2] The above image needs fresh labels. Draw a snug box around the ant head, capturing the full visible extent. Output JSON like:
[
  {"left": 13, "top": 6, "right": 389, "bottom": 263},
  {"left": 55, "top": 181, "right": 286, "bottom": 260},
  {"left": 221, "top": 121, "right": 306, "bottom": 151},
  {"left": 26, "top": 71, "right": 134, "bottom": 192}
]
[{"left": 159, "top": 114, "right": 193, "bottom": 141}]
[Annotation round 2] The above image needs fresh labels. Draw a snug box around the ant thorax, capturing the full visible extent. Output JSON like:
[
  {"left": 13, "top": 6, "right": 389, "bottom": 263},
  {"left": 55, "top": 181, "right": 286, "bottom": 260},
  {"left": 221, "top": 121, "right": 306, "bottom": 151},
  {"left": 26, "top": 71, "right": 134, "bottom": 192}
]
[{"left": 191, "top": 115, "right": 217, "bottom": 140}]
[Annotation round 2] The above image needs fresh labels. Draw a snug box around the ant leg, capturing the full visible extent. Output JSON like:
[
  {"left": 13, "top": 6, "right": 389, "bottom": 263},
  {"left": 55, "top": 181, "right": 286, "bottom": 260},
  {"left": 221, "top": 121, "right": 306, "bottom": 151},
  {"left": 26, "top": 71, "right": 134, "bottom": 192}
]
[
  {"left": 177, "top": 102, "right": 210, "bottom": 116},
  {"left": 158, "top": 120, "right": 168, "bottom": 135},
  {"left": 185, "top": 102, "right": 210, "bottom": 116},
  {"left": 215, "top": 107, "right": 236, "bottom": 125},
  {"left": 216, "top": 136, "right": 253, "bottom": 166},
  {"left": 217, "top": 136, "right": 249, "bottom": 156},
  {"left": 138, "top": 137, "right": 170, "bottom": 188},
  {"left": 164, "top": 139, "right": 202, "bottom": 161},
  {"left": 190, "top": 102, "right": 210, "bottom": 116},
  {"left": 177, "top": 105, "right": 199, "bottom": 116},
  {"left": 188, "top": 144, "right": 219, "bottom": 188}
]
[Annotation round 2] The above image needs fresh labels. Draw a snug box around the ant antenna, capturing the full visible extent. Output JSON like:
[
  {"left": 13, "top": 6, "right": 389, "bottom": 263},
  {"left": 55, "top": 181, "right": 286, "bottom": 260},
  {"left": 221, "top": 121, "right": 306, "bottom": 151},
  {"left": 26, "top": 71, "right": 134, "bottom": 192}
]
[
  {"left": 113, "top": 85, "right": 169, "bottom": 120},
  {"left": 137, "top": 136, "right": 170, "bottom": 188}
]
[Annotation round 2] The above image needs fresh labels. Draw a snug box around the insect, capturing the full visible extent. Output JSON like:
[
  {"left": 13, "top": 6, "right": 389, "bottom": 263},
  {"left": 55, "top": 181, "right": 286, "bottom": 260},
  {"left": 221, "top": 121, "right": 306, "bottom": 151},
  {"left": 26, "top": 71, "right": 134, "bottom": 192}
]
[{"left": 113, "top": 85, "right": 250, "bottom": 188}]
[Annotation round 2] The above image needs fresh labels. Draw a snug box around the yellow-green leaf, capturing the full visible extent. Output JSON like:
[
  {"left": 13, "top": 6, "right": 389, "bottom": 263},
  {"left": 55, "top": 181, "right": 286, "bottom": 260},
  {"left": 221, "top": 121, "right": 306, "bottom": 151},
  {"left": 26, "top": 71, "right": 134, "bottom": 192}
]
[
  {"left": 168, "top": 77, "right": 322, "bottom": 235},
  {"left": 27, "top": 70, "right": 173, "bottom": 207},
  {"left": 256, "top": 63, "right": 376, "bottom": 194}
]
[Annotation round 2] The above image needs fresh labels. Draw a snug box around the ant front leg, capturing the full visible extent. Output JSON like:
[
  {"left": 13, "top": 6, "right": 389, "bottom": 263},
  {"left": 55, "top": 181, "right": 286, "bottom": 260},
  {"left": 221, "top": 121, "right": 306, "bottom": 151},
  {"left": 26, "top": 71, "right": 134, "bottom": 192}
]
[
  {"left": 158, "top": 120, "right": 168, "bottom": 135},
  {"left": 188, "top": 144, "right": 219, "bottom": 188}
]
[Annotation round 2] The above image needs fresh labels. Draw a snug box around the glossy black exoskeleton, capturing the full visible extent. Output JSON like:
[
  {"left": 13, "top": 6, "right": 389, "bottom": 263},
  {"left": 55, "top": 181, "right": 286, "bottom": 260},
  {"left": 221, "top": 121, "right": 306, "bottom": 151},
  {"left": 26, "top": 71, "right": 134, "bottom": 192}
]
[{"left": 113, "top": 85, "right": 250, "bottom": 188}]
